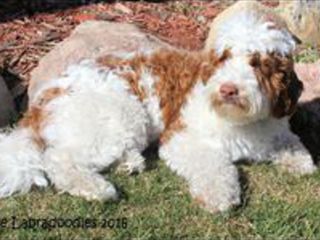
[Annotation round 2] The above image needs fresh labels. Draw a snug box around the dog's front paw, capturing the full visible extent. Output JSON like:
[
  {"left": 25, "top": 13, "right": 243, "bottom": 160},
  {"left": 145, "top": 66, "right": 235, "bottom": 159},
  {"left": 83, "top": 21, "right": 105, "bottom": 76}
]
[
  {"left": 189, "top": 164, "right": 241, "bottom": 213},
  {"left": 274, "top": 151, "right": 317, "bottom": 175},
  {"left": 60, "top": 174, "right": 118, "bottom": 201},
  {"left": 191, "top": 185, "right": 241, "bottom": 213},
  {"left": 117, "top": 150, "right": 145, "bottom": 175}
]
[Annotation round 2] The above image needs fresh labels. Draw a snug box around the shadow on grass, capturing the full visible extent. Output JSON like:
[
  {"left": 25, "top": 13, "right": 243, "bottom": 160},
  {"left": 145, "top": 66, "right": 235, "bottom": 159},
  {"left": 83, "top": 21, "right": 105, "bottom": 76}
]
[
  {"left": 234, "top": 160, "right": 274, "bottom": 212},
  {"left": 143, "top": 141, "right": 160, "bottom": 171},
  {"left": 238, "top": 167, "right": 251, "bottom": 210},
  {"left": 232, "top": 161, "right": 254, "bottom": 212}
]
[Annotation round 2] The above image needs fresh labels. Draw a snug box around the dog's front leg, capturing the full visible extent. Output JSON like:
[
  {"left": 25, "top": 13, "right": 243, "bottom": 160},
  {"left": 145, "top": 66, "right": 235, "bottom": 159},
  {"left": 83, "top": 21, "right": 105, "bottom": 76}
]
[
  {"left": 271, "top": 129, "right": 317, "bottom": 175},
  {"left": 160, "top": 131, "right": 241, "bottom": 213}
]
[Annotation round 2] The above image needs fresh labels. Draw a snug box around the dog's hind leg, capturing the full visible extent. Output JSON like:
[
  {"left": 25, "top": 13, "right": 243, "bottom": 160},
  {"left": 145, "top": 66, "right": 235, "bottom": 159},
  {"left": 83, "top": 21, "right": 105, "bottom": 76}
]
[
  {"left": 44, "top": 148, "right": 118, "bottom": 201},
  {"left": 39, "top": 88, "right": 149, "bottom": 201}
]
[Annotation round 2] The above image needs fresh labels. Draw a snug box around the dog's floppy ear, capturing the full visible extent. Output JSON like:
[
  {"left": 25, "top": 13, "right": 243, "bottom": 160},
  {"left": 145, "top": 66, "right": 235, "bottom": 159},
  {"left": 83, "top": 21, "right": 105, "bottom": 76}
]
[{"left": 250, "top": 52, "right": 303, "bottom": 118}]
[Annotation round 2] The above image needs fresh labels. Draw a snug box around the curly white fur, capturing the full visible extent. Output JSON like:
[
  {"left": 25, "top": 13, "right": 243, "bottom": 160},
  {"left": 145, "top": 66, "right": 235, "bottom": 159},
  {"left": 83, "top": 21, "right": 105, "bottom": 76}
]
[
  {"left": 43, "top": 62, "right": 153, "bottom": 200},
  {"left": 213, "top": 11, "right": 296, "bottom": 56},
  {"left": 0, "top": 61, "right": 153, "bottom": 201},
  {"left": 0, "top": 128, "right": 47, "bottom": 197}
]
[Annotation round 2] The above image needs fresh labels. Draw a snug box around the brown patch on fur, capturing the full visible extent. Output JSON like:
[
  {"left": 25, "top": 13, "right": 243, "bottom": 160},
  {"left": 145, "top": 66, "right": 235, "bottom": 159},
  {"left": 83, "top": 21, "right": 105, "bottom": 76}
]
[
  {"left": 159, "top": 117, "right": 186, "bottom": 144},
  {"left": 97, "top": 54, "right": 147, "bottom": 101},
  {"left": 151, "top": 49, "right": 230, "bottom": 129},
  {"left": 19, "top": 106, "right": 48, "bottom": 149},
  {"left": 36, "top": 87, "right": 68, "bottom": 106},
  {"left": 19, "top": 87, "right": 68, "bottom": 149},
  {"left": 250, "top": 52, "right": 303, "bottom": 118},
  {"left": 98, "top": 49, "right": 230, "bottom": 143}
]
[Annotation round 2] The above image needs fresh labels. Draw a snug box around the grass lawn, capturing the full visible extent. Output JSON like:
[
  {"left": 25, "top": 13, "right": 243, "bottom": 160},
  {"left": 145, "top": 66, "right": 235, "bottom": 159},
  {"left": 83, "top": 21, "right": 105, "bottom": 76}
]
[{"left": 1, "top": 158, "right": 320, "bottom": 239}]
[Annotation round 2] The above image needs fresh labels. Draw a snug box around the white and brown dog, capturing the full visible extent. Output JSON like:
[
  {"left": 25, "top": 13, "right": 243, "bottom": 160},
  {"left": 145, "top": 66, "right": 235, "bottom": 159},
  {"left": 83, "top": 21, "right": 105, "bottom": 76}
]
[{"left": 0, "top": 11, "right": 316, "bottom": 212}]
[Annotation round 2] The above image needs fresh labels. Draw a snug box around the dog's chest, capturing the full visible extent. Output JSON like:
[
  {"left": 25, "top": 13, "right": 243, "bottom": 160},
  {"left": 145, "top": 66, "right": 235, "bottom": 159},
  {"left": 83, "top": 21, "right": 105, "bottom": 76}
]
[
  {"left": 226, "top": 134, "right": 273, "bottom": 162},
  {"left": 220, "top": 121, "right": 285, "bottom": 162}
]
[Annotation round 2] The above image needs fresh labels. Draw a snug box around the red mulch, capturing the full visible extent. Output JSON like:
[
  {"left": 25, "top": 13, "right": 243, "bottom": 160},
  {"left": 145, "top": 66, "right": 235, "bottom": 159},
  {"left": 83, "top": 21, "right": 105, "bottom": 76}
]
[{"left": 0, "top": 0, "right": 278, "bottom": 86}]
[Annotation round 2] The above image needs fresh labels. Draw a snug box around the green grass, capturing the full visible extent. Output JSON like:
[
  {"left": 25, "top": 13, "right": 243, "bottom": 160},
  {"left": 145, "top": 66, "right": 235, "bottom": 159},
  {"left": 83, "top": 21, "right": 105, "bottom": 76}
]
[
  {"left": 1, "top": 160, "right": 320, "bottom": 239},
  {"left": 294, "top": 45, "right": 320, "bottom": 63}
]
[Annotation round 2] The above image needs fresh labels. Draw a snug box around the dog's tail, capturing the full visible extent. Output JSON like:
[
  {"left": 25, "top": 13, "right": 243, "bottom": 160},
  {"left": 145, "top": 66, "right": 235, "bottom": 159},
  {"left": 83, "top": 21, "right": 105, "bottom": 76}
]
[{"left": 0, "top": 127, "right": 47, "bottom": 198}]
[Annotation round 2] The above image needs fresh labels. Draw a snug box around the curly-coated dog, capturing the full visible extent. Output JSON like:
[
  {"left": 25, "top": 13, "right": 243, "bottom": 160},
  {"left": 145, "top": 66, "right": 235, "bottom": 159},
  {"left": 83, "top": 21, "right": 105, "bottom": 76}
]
[{"left": 0, "top": 11, "right": 315, "bottom": 213}]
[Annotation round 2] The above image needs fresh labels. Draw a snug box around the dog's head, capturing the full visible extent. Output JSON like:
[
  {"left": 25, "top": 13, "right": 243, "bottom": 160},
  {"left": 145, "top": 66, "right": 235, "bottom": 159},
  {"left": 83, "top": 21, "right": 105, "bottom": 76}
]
[
  {"left": 211, "top": 10, "right": 298, "bottom": 57},
  {"left": 208, "top": 52, "right": 303, "bottom": 125}
]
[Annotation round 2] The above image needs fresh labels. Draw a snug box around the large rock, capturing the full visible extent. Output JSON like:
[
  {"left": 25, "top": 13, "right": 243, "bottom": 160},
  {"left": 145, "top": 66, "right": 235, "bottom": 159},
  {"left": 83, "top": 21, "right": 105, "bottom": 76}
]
[
  {"left": 295, "top": 60, "right": 320, "bottom": 102},
  {"left": 0, "top": 75, "right": 17, "bottom": 127},
  {"left": 29, "top": 21, "right": 170, "bottom": 102},
  {"left": 277, "top": 0, "right": 320, "bottom": 47}
]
